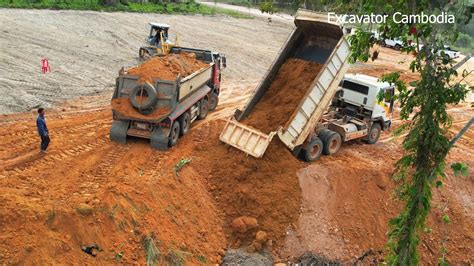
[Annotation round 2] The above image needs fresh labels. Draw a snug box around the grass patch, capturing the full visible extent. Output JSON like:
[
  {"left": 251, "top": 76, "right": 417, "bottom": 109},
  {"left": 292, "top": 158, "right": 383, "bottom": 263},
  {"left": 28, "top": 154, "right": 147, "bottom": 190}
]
[
  {"left": 0, "top": 0, "right": 253, "bottom": 18},
  {"left": 200, "top": 5, "right": 253, "bottom": 19},
  {"left": 196, "top": 254, "right": 207, "bottom": 263},
  {"left": 165, "top": 249, "right": 191, "bottom": 266},
  {"left": 143, "top": 233, "right": 160, "bottom": 266},
  {"left": 45, "top": 206, "right": 56, "bottom": 226},
  {"left": 115, "top": 251, "right": 124, "bottom": 261},
  {"left": 174, "top": 158, "right": 192, "bottom": 177}
]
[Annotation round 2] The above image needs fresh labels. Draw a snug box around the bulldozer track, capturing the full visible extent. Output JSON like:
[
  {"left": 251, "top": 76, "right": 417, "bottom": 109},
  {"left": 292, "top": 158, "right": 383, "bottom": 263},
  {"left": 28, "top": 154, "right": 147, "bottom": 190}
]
[
  {"left": 0, "top": 77, "right": 107, "bottom": 91},
  {"left": 0, "top": 119, "right": 111, "bottom": 160},
  {"left": 0, "top": 107, "right": 110, "bottom": 125},
  {"left": 1, "top": 117, "right": 108, "bottom": 142},
  {"left": 68, "top": 144, "right": 131, "bottom": 197},
  {"left": 87, "top": 145, "right": 130, "bottom": 179},
  {"left": 1, "top": 134, "right": 109, "bottom": 175}
]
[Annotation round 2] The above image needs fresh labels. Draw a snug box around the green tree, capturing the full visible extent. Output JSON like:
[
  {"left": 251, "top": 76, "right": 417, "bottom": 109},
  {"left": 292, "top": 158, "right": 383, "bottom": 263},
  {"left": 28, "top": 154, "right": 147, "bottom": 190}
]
[{"left": 348, "top": 0, "right": 472, "bottom": 264}]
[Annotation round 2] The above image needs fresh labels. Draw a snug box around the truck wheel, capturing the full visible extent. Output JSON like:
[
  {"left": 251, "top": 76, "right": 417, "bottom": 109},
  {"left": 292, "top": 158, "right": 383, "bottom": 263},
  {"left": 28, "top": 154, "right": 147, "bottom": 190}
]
[
  {"left": 394, "top": 44, "right": 402, "bottom": 50},
  {"left": 300, "top": 137, "right": 323, "bottom": 162},
  {"left": 209, "top": 93, "right": 219, "bottom": 111},
  {"left": 364, "top": 123, "right": 381, "bottom": 144},
  {"left": 168, "top": 121, "right": 180, "bottom": 147},
  {"left": 179, "top": 112, "right": 191, "bottom": 136},
  {"left": 320, "top": 130, "right": 342, "bottom": 155},
  {"left": 198, "top": 99, "right": 209, "bottom": 120}
]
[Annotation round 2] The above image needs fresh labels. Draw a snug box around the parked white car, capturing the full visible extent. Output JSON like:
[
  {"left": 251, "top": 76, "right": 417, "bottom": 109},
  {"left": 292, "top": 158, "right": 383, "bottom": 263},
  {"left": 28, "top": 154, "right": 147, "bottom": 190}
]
[
  {"left": 418, "top": 44, "right": 461, "bottom": 59},
  {"left": 440, "top": 46, "right": 460, "bottom": 59},
  {"left": 383, "top": 38, "right": 404, "bottom": 50}
]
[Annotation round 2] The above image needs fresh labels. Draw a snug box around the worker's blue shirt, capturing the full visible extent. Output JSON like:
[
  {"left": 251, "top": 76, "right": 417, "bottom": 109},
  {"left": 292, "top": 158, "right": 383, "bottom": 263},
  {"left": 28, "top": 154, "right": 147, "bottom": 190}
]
[{"left": 36, "top": 115, "right": 48, "bottom": 136}]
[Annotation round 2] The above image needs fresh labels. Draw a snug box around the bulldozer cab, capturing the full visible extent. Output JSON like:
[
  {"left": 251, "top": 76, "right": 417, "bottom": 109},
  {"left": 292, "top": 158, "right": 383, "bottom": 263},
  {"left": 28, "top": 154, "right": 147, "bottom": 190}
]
[{"left": 147, "top": 23, "right": 170, "bottom": 46}]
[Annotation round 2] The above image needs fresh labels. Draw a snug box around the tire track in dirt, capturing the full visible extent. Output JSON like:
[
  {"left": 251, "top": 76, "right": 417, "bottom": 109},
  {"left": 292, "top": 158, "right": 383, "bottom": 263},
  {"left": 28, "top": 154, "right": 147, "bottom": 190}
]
[
  {"left": 1, "top": 132, "right": 109, "bottom": 175},
  {"left": 0, "top": 116, "right": 111, "bottom": 163},
  {"left": 1, "top": 117, "right": 109, "bottom": 147},
  {"left": 90, "top": 144, "right": 131, "bottom": 179},
  {"left": 0, "top": 106, "right": 110, "bottom": 125},
  {"left": 70, "top": 144, "right": 131, "bottom": 200}
]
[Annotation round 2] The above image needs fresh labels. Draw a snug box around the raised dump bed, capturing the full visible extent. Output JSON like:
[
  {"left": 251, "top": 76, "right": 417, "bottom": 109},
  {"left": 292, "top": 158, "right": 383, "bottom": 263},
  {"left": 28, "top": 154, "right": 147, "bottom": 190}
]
[{"left": 220, "top": 10, "right": 351, "bottom": 159}]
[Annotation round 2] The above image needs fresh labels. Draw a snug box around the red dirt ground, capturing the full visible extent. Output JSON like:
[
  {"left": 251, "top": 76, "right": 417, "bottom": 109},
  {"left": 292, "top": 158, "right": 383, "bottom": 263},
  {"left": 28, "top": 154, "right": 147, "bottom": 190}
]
[{"left": 0, "top": 46, "right": 472, "bottom": 264}]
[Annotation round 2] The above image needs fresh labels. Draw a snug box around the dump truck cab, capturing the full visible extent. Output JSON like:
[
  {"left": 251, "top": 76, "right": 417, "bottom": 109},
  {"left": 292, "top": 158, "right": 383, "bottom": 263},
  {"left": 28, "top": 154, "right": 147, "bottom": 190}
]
[{"left": 335, "top": 74, "right": 394, "bottom": 130}]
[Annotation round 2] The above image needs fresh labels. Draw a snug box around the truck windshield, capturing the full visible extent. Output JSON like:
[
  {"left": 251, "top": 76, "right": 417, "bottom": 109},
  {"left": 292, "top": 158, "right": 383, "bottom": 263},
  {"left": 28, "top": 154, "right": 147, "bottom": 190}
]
[{"left": 342, "top": 80, "right": 369, "bottom": 95}]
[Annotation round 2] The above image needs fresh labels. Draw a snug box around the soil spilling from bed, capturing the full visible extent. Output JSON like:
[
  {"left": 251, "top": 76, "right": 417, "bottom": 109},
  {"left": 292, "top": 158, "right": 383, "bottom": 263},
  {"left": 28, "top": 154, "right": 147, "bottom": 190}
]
[
  {"left": 242, "top": 58, "right": 323, "bottom": 134},
  {"left": 127, "top": 52, "right": 209, "bottom": 83}
]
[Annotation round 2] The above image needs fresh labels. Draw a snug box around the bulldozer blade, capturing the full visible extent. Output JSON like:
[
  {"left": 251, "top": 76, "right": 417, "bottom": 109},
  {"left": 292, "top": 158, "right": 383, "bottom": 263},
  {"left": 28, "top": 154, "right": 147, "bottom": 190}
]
[{"left": 110, "top": 120, "right": 129, "bottom": 144}]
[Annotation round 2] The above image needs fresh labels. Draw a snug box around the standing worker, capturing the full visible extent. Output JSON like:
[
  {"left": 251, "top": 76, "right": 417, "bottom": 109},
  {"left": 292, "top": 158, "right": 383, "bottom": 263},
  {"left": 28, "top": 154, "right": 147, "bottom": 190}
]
[{"left": 36, "top": 108, "right": 50, "bottom": 153}]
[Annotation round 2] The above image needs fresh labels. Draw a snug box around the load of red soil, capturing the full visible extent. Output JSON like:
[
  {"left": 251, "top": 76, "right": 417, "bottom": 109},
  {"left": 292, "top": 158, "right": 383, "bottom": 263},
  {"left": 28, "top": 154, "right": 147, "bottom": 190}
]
[
  {"left": 127, "top": 52, "right": 209, "bottom": 84},
  {"left": 111, "top": 97, "right": 170, "bottom": 120},
  {"left": 186, "top": 120, "right": 305, "bottom": 253},
  {"left": 243, "top": 58, "right": 323, "bottom": 133}
]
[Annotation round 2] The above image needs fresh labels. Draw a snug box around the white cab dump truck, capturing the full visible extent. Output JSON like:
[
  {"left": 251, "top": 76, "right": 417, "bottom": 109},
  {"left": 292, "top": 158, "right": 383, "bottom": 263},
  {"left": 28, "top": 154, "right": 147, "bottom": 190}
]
[{"left": 219, "top": 10, "right": 394, "bottom": 161}]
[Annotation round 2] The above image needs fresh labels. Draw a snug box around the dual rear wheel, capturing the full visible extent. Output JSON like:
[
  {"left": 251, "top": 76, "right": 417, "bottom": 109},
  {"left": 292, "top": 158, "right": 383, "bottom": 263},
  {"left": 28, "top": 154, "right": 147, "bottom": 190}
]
[
  {"left": 168, "top": 98, "right": 210, "bottom": 147},
  {"left": 300, "top": 129, "right": 342, "bottom": 162},
  {"left": 300, "top": 122, "right": 382, "bottom": 162}
]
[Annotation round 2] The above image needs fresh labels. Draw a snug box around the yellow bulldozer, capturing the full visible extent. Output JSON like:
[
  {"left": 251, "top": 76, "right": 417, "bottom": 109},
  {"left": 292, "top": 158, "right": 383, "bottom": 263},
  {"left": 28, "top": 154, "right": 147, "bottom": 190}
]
[{"left": 138, "top": 23, "right": 179, "bottom": 59}]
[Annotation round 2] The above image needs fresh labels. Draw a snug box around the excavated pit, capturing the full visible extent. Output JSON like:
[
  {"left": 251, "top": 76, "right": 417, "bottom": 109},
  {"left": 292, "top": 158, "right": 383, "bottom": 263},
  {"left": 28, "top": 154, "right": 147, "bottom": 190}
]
[{"left": 242, "top": 58, "right": 323, "bottom": 134}]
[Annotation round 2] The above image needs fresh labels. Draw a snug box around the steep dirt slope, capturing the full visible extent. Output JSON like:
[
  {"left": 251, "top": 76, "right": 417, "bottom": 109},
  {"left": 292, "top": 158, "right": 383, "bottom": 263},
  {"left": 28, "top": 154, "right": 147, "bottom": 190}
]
[
  {"left": 0, "top": 107, "right": 227, "bottom": 264},
  {"left": 1, "top": 100, "right": 472, "bottom": 264}
]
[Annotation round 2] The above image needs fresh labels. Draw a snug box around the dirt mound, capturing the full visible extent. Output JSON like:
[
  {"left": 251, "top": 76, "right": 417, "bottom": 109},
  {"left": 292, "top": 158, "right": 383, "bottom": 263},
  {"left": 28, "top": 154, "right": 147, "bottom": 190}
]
[
  {"left": 127, "top": 52, "right": 209, "bottom": 83},
  {"left": 243, "top": 58, "right": 323, "bottom": 133},
  {"left": 0, "top": 108, "right": 227, "bottom": 265},
  {"left": 111, "top": 98, "right": 170, "bottom": 120},
  {"left": 186, "top": 120, "right": 304, "bottom": 253}
]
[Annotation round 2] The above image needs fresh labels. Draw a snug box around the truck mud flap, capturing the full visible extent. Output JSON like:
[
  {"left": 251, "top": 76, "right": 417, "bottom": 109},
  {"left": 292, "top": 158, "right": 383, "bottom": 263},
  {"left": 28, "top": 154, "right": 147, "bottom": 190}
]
[
  {"left": 110, "top": 120, "right": 129, "bottom": 144},
  {"left": 150, "top": 127, "right": 170, "bottom": 151},
  {"left": 219, "top": 118, "right": 276, "bottom": 158}
]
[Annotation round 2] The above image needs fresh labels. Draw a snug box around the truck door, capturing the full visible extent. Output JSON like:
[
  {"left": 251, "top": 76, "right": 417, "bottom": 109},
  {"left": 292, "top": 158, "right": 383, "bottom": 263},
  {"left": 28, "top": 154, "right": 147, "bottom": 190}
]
[{"left": 212, "top": 54, "right": 225, "bottom": 93}]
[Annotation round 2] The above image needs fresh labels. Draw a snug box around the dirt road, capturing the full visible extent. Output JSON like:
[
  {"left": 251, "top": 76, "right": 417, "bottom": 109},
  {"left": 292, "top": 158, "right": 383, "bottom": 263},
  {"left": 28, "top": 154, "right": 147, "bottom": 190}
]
[
  {"left": 198, "top": 1, "right": 294, "bottom": 22},
  {"left": 0, "top": 9, "right": 473, "bottom": 265}
]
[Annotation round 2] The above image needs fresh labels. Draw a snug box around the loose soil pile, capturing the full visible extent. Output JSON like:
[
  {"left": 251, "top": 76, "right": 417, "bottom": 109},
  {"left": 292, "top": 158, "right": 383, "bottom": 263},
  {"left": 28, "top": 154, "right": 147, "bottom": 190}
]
[
  {"left": 243, "top": 58, "right": 323, "bottom": 133},
  {"left": 187, "top": 120, "right": 305, "bottom": 253},
  {"left": 111, "top": 98, "right": 170, "bottom": 120},
  {"left": 127, "top": 52, "right": 209, "bottom": 84},
  {"left": 0, "top": 109, "right": 227, "bottom": 264}
]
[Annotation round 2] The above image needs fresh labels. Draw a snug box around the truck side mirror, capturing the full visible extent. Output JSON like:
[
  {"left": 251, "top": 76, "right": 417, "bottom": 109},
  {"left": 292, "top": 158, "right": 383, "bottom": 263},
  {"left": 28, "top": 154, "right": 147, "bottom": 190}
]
[{"left": 222, "top": 56, "right": 227, "bottom": 69}]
